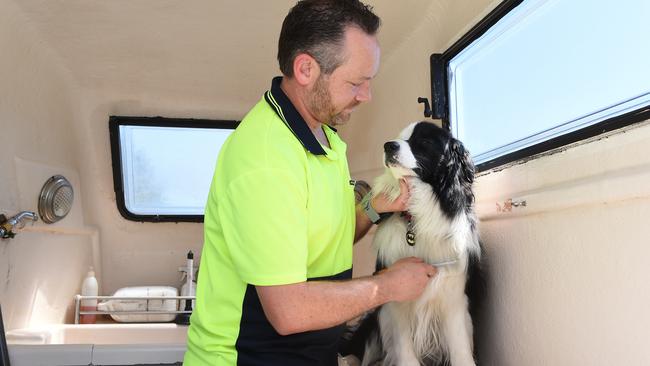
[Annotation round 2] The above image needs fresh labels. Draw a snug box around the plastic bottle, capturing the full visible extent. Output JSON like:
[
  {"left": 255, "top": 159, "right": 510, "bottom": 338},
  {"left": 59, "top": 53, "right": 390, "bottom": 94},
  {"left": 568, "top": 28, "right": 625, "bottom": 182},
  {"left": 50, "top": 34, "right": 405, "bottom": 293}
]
[
  {"left": 184, "top": 251, "right": 194, "bottom": 311},
  {"left": 176, "top": 251, "right": 194, "bottom": 325},
  {"left": 80, "top": 267, "right": 98, "bottom": 324},
  {"left": 180, "top": 276, "right": 196, "bottom": 310}
]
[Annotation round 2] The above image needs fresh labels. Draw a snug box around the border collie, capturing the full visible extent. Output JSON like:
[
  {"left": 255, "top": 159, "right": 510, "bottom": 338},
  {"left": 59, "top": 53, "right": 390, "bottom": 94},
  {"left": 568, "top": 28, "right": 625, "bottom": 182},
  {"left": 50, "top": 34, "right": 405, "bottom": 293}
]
[{"left": 341, "top": 121, "right": 484, "bottom": 366}]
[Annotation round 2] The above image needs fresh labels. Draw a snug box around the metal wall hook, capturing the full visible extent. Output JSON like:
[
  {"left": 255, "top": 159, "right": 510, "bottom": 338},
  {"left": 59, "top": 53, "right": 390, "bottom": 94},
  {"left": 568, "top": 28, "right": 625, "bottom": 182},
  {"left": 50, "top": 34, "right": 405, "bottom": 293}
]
[
  {"left": 496, "top": 198, "right": 527, "bottom": 213},
  {"left": 511, "top": 200, "right": 527, "bottom": 208},
  {"left": 417, "top": 97, "right": 433, "bottom": 118}
]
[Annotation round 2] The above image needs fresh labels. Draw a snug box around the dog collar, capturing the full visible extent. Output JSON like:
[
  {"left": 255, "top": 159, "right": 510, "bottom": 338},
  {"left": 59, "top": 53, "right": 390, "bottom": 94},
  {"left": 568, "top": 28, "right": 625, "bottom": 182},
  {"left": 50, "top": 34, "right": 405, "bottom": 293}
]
[{"left": 400, "top": 211, "right": 416, "bottom": 246}]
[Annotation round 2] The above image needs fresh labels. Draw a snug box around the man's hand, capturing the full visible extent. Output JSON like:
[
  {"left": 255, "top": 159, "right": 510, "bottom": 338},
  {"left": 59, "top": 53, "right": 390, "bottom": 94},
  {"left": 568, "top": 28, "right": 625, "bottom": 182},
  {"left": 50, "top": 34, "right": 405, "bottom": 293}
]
[
  {"left": 371, "top": 178, "right": 410, "bottom": 213},
  {"left": 377, "top": 257, "right": 438, "bottom": 303}
]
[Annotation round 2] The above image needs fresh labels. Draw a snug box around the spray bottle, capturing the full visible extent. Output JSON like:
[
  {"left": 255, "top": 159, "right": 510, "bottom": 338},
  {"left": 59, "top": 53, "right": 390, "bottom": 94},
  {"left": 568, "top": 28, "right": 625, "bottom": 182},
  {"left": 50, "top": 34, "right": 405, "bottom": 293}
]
[
  {"left": 175, "top": 251, "right": 194, "bottom": 325},
  {"left": 179, "top": 260, "right": 196, "bottom": 309}
]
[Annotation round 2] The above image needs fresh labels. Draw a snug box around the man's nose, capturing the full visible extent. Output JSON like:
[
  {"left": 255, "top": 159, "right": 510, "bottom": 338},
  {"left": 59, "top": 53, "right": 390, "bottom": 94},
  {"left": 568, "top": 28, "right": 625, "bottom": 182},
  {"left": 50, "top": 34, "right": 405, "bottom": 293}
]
[{"left": 355, "top": 82, "right": 372, "bottom": 103}]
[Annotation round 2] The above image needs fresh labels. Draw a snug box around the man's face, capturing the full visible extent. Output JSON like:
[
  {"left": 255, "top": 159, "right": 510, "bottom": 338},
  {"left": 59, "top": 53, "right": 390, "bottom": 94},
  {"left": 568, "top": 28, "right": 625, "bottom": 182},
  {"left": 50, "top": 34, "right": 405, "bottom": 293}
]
[{"left": 307, "top": 26, "right": 380, "bottom": 126}]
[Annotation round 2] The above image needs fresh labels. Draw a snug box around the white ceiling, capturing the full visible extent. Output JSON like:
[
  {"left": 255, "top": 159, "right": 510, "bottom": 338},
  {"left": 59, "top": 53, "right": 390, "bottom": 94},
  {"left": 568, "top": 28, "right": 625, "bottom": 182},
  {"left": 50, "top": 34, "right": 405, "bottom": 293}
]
[{"left": 12, "top": 0, "right": 439, "bottom": 104}]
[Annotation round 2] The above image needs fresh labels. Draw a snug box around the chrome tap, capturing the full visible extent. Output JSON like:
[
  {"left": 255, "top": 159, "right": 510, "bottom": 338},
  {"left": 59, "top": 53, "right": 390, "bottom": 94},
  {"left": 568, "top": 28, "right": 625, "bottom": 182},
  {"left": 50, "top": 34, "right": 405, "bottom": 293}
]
[{"left": 0, "top": 211, "right": 38, "bottom": 239}]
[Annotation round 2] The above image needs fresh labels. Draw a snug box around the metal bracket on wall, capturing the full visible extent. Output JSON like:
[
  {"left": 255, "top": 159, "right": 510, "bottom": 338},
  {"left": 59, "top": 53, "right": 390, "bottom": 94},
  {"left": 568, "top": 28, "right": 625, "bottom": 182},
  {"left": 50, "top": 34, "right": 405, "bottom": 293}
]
[
  {"left": 496, "top": 198, "right": 527, "bottom": 213},
  {"left": 417, "top": 97, "right": 433, "bottom": 118}
]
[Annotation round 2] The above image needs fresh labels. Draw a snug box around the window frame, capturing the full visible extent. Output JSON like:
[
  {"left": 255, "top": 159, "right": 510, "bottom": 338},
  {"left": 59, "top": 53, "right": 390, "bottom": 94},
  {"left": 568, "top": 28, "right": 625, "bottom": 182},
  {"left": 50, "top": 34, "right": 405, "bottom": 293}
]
[
  {"left": 109, "top": 115, "right": 239, "bottom": 223},
  {"left": 430, "top": 0, "right": 650, "bottom": 172}
]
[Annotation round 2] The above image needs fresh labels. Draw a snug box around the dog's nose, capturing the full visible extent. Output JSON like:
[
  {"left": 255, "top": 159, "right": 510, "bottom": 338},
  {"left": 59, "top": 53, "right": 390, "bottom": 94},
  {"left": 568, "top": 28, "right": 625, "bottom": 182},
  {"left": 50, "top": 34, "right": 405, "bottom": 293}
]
[{"left": 384, "top": 141, "right": 400, "bottom": 154}]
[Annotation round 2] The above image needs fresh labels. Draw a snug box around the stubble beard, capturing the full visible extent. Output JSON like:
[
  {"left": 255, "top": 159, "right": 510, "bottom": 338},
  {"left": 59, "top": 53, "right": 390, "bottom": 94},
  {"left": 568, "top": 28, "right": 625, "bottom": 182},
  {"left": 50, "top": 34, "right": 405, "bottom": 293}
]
[{"left": 307, "top": 76, "right": 354, "bottom": 127}]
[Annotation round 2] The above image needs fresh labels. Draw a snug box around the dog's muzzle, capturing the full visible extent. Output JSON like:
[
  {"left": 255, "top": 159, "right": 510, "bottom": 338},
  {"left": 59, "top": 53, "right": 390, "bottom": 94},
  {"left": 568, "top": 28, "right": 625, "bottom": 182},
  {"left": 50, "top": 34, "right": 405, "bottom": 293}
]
[
  {"left": 384, "top": 141, "right": 400, "bottom": 166},
  {"left": 384, "top": 141, "right": 399, "bottom": 154}
]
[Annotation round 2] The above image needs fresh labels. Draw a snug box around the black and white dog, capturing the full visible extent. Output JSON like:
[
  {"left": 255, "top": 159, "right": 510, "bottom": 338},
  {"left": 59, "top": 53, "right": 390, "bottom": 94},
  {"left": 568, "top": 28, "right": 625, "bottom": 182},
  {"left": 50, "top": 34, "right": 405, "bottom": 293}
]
[{"left": 341, "top": 121, "right": 484, "bottom": 366}]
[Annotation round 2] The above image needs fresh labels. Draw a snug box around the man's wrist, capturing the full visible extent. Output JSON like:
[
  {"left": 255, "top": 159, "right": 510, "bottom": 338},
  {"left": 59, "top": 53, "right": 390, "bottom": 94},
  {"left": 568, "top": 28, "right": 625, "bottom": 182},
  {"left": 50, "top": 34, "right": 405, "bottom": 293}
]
[
  {"left": 361, "top": 192, "right": 392, "bottom": 224},
  {"left": 361, "top": 192, "right": 381, "bottom": 224},
  {"left": 370, "top": 272, "right": 391, "bottom": 306}
]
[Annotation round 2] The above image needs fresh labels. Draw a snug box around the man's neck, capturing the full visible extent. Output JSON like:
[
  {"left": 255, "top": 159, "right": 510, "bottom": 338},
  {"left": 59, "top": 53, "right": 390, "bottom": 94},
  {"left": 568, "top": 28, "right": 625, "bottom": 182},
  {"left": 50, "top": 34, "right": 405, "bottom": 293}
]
[{"left": 280, "top": 77, "right": 330, "bottom": 148}]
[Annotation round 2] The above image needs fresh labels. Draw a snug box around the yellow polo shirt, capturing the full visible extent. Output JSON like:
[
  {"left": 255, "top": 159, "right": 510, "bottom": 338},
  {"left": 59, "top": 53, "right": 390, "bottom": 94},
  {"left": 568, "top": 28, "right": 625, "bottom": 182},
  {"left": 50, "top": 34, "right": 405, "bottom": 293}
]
[{"left": 184, "top": 76, "right": 355, "bottom": 366}]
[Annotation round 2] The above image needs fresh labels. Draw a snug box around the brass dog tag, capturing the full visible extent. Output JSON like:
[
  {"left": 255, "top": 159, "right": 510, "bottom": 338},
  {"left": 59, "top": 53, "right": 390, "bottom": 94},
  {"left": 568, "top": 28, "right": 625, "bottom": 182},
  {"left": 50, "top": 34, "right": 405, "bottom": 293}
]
[{"left": 406, "top": 230, "right": 416, "bottom": 246}]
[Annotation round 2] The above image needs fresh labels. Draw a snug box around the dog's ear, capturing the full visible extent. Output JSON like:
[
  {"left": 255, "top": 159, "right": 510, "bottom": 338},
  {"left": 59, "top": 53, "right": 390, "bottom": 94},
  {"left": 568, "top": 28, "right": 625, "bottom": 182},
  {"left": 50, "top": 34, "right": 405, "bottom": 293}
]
[
  {"left": 437, "top": 139, "right": 476, "bottom": 212},
  {"left": 427, "top": 136, "right": 476, "bottom": 216},
  {"left": 445, "top": 139, "right": 475, "bottom": 186},
  {"left": 451, "top": 140, "right": 475, "bottom": 185}
]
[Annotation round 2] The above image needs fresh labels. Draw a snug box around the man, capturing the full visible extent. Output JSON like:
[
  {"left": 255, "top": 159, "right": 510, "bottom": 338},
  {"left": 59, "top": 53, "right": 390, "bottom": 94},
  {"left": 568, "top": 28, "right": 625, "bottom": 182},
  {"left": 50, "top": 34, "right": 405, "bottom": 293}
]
[{"left": 184, "top": 1, "right": 437, "bottom": 365}]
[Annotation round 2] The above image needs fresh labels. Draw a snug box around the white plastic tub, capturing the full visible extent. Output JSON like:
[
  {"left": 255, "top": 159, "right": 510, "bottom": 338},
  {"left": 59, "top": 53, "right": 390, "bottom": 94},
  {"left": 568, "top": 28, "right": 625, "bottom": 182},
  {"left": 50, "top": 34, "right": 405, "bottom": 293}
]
[{"left": 6, "top": 323, "right": 187, "bottom": 365}]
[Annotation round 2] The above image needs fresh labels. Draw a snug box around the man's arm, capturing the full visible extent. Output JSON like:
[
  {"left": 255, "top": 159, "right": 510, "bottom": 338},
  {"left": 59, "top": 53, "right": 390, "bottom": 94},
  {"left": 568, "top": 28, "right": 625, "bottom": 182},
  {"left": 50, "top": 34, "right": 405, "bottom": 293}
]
[
  {"left": 256, "top": 257, "right": 437, "bottom": 335},
  {"left": 354, "top": 178, "right": 410, "bottom": 243},
  {"left": 353, "top": 200, "right": 374, "bottom": 243}
]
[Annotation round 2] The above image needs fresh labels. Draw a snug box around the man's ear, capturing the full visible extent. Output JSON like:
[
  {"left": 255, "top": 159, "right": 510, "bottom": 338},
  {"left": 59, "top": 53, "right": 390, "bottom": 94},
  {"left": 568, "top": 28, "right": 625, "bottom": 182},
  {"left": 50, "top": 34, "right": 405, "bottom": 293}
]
[{"left": 292, "top": 53, "right": 321, "bottom": 86}]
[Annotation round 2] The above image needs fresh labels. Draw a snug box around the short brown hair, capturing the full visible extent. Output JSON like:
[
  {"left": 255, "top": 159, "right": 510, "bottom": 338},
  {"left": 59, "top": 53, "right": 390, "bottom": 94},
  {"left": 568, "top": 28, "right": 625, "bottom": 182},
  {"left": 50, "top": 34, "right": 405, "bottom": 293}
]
[{"left": 278, "top": 0, "right": 381, "bottom": 77}]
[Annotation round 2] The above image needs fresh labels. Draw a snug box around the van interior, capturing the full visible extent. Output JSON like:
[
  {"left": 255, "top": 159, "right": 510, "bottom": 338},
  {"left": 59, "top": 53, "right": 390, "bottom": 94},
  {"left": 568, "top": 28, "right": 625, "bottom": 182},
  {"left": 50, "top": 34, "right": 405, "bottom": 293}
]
[{"left": 2, "top": 0, "right": 649, "bottom": 365}]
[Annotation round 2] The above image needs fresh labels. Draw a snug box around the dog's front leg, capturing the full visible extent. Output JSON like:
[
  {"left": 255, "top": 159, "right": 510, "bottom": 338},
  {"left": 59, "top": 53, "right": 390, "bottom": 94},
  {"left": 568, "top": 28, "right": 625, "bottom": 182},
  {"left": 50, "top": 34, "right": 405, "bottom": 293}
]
[
  {"left": 442, "top": 294, "right": 476, "bottom": 366},
  {"left": 379, "top": 303, "right": 420, "bottom": 366}
]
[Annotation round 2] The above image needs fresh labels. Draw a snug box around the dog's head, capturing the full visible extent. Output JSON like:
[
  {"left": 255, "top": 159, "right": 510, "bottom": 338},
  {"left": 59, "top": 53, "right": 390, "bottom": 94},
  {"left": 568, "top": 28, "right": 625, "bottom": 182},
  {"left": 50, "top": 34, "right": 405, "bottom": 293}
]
[{"left": 383, "top": 121, "right": 475, "bottom": 217}]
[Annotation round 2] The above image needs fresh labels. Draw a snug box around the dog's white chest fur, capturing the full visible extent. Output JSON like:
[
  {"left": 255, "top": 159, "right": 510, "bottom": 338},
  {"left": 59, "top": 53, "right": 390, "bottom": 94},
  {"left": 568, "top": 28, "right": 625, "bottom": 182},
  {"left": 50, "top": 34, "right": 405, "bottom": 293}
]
[{"left": 372, "top": 173, "right": 478, "bottom": 271}]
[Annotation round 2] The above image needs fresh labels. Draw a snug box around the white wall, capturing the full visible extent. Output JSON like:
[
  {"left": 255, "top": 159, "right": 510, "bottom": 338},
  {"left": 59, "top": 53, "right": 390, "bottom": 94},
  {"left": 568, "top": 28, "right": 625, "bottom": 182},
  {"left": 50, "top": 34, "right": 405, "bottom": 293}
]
[
  {"left": 0, "top": 0, "right": 95, "bottom": 330},
  {"left": 474, "top": 121, "right": 650, "bottom": 365}
]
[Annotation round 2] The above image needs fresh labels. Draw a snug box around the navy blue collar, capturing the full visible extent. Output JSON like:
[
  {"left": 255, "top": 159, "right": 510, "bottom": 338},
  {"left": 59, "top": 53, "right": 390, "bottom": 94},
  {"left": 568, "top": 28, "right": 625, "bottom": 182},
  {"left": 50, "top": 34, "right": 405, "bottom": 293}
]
[{"left": 264, "top": 76, "right": 337, "bottom": 156}]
